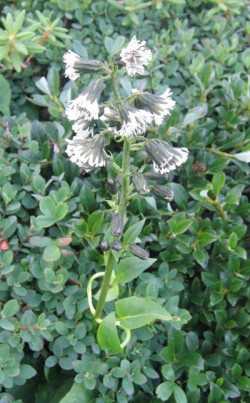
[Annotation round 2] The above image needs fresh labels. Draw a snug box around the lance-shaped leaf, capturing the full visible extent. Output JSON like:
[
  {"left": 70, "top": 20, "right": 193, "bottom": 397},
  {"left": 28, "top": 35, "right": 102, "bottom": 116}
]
[
  {"left": 113, "top": 257, "right": 156, "bottom": 286},
  {"left": 123, "top": 219, "right": 145, "bottom": 246},
  {"left": 97, "top": 312, "right": 123, "bottom": 353},
  {"left": 116, "top": 296, "right": 173, "bottom": 330}
]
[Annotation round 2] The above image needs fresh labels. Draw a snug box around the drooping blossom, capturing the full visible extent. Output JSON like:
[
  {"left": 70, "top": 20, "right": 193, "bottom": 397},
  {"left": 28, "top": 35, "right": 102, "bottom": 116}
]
[
  {"left": 117, "top": 102, "right": 153, "bottom": 138},
  {"left": 63, "top": 50, "right": 105, "bottom": 81},
  {"left": 65, "top": 79, "right": 105, "bottom": 121},
  {"left": 145, "top": 139, "right": 189, "bottom": 175},
  {"left": 66, "top": 133, "right": 106, "bottom": 172},
  {"left": 72, "top": 118, "right": 94, "bottom": 137},
  {"left": 132, "top": 88, "right": 176, "bottom": 125}
]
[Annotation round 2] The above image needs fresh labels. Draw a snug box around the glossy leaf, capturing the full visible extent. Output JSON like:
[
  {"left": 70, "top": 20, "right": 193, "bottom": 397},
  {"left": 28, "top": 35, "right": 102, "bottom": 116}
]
[
  {"left": 97, "top": 312, "right": 123, "bottom": 353},
  {"left": 113, "top": 257, "right": 156, "bottom": 286},
  {"left": 116, "top": 297, "right": 172, "bottom": 329}
]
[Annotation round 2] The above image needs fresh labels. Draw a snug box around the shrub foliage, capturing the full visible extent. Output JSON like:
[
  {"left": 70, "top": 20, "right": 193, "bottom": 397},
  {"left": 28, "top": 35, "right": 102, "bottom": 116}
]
[{"left": 0, "top": 0, "right": 249, "bottom": 402}]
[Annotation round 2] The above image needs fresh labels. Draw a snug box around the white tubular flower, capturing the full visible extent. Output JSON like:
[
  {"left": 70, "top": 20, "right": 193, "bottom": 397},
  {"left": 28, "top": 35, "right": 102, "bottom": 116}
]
[
  {"left": 145, "top": 139, "right": 189, "bottom": 174},
  {"left": 72, "top": 118, "right": 93, "bottom": 137},
  {"left": 66, "top": 133, "right": 106, "bottom": 171},
  {"left": 100, "top": 106, "right": 120, "bottom": 131},
  {"left": 119, "top": 36, "right": 152, "bottom": 77},
  {"left": 132, "top": 88, "right": 176, "bottom": 125},
  {"left": 65, "top": 79, "right": 105, "bottom": 121},
  {"left": 63, "top": 50, "right": 105, "bottom": 81},
  {"left": 117, "top": 102, "right": 153, "bottom": 138}
]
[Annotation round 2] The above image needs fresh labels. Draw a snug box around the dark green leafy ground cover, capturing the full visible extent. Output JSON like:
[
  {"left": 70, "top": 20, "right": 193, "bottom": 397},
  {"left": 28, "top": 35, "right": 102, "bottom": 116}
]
[{"left": 0, "top": 0, "right": 249, "bottom": 402}]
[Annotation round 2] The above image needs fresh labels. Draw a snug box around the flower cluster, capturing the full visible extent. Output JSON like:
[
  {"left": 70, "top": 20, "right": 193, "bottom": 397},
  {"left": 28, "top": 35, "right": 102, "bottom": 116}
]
[
  {"left": 63, "top": 73, "right": 106, "bottom": 170},
  {"left": 63, "top": 36, "right": 188, "bottom": 180}
]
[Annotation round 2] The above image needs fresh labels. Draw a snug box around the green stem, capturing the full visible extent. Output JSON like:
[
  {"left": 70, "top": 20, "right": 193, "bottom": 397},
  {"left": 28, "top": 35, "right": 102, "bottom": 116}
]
[
  {"left": 94, "top": 68, "right": 131, "bottom": 322},
  {"left": 110, "top": 67, "right": 131, "bottom": 218},
  {"left": 119, "top": 138, "right": 130, "bottom": 217},
  {"left": 111, "top": 68, "right": 122, "bottom": 105},
  {"left": 95, "top": 251, "right": 115, "bottom": 320}
]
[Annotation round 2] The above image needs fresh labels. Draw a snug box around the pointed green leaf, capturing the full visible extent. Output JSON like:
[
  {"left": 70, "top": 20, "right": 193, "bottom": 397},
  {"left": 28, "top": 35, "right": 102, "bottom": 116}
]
[
  {"left": 14, "top": 41, "right": 28, "bottom": 55},
  {"left": 156, "top": 381, "right": 174, "bottom": 401},
  {"left": 35, "top": 76, "right": 51, "bottom": 95},
  {"left": 123, "top": 219, "right": 145, "bottom": 246},
  {"left": 182, "top": 104, "right": 207, "bottom": 126},
  {"left": 0, "top": 45, "right": 10, "bottom": 61},
  {"left": 19, "top": 364, "right": 36, "bottom": 380},
  {"left": 212, "top": 172, "right": 225, "bottom": 198},
  {"left": 47, "top": 67, "right": 59, "bottom": 95},
  {"left": 13, "top": 10, "right": 26, "bottom": 32},
  {"left": 11, "top": 52, "right": 22, "bottom": 72},
  {"left": 104, "top": 37, "right": 114, "bottom": 54},
  {"left": 111, "top": 36, "right": 125, "bottom": 54},
  {"left": 59, "top": 382, "right": 94, "bottom": 403},
  {"left": 0, "top": 75, "right": 11, "bottom": 115},
  {"left": 113, "top": 257, "right": 156, "bottom": 286},
  {"left": 97, "top": 312, "right": 123, "bottom": 353},
  {"left": 116, "top": 297, "right": 172, "bottom": 330},
  {"left": 88, "top": 210, "right": 104, "bottom": 234}
]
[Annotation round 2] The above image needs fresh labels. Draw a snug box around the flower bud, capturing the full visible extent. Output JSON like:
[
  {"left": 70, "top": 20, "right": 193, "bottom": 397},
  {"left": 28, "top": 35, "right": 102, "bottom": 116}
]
[
  {"left": 132, "top": 172, "right": 150, "bottom": 195},
  {"left": 144, "top": 171, "right": 169, "bottom": 181},
  {"left": 152, "top": 185, "right": 174, "bottom": 201},
  {"left": 100, "top": 240, "right": 110, "bottom": 252},
  {"left": 111, "top": 213, "right": 123, "bottom": 237},
  {"left": 107, "top": 179, "right": 117, "bottom": 195},
  {"left": 129, "top": 244, "right": 149, "bottom": 260},
  {"left": 111, "top": 240, "right": 122, "bottom": 251}
]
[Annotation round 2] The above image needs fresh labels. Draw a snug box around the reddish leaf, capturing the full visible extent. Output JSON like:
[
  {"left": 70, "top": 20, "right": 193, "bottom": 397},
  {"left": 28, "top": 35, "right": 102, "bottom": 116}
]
[{"left": 0, "top": 240, "right": 9, "bottom": 250}]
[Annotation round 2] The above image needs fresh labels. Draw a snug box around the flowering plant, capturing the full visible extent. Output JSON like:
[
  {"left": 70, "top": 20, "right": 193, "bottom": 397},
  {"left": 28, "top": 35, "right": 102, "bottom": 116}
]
[{"left": 63, "top": 36, "right": 189, "bottom": 352}]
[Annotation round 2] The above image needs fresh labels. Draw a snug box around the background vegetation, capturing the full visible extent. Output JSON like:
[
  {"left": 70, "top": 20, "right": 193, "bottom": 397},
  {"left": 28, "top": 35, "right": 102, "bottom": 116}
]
[{"left": 0, "top": 0, "right": 249, "bottom": 402}]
